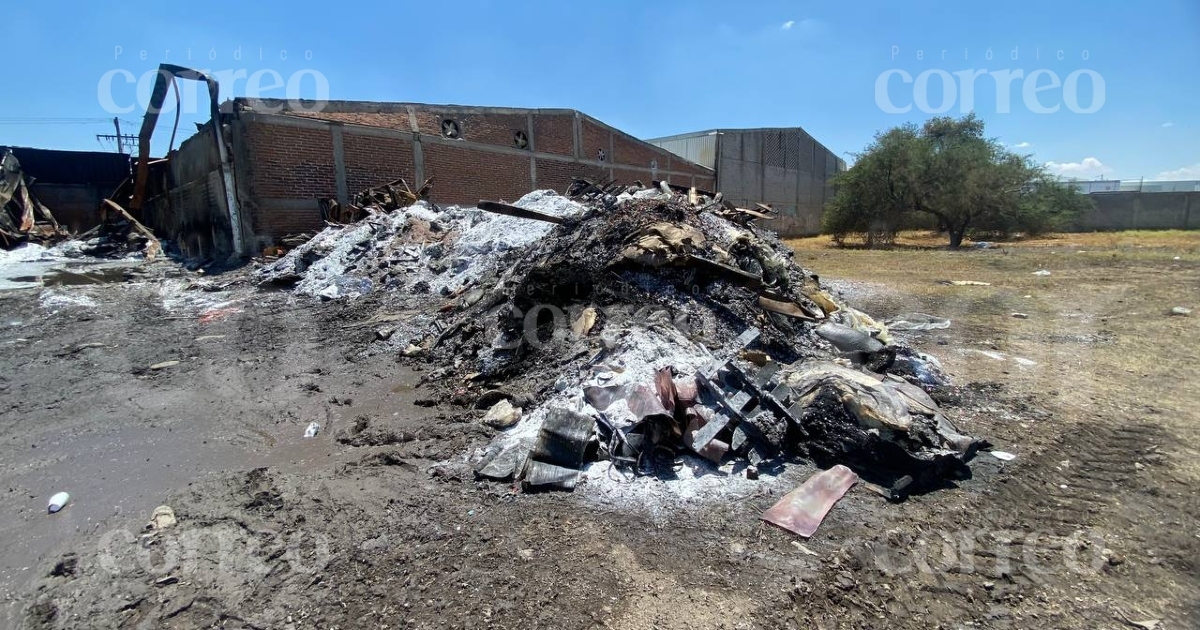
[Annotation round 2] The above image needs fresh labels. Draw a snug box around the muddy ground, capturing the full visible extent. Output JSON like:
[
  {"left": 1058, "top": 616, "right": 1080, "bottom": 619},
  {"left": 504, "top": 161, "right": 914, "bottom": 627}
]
[{"left": 1, "top": 234, "right": 1197, "bottom": 629}]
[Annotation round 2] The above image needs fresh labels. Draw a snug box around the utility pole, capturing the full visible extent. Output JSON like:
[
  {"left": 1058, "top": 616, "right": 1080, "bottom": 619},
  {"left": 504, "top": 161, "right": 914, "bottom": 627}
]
[{"left": 95, "top": 117, "right": 137, "bottom": 154}]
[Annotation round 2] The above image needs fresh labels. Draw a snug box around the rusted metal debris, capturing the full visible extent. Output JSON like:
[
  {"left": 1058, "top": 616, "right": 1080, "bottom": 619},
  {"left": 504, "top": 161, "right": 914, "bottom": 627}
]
[
  {"left": 131, "top": 64, "right": 245, "bottom": 255},
  {"left": 0, "top": 150, "right": 68, "bottom": 249}
]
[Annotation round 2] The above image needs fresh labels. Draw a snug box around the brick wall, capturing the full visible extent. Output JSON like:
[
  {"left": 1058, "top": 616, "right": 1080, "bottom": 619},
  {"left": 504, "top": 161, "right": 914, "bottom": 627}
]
[
  {"left": 242, "top": 122, "right": 336, "bottom": 199},
  {"left": 229, "top": 100, "right": 716, "bottom": 249},
  {"left": 536, "top": 158, "right": 603, "bottom": 193},
  {"left": 611, "top": 167, "right": 655, "bottom": 187},
  {"left": 580, "top": 119, "right": 609, "bottom": 163},
  {"left": 533, "top": 115, "right": 574, "bottom": 156},
  {"left": 240, "top": 120, "right": 334, "bottom": 237},
  {"left": 444, "top": 112, "right": 529, "bottom": 149},
  {"left": 342, "top": 131, "right": 417, "bottom": 193},
  {"left": 424, "top": 143, "right": 531, "bottom": 204},
  {"left": 290, "top": 110, "right": 410, "bottom": 131}
]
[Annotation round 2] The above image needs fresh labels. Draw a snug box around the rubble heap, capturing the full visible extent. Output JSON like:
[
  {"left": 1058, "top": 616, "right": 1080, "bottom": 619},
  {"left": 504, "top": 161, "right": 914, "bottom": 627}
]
[
  {"left": 1, "top": 149, "right": 69, "bottom": 249},
  {"left": 257, "top": 180, "right": 988, "bottom": 499}
]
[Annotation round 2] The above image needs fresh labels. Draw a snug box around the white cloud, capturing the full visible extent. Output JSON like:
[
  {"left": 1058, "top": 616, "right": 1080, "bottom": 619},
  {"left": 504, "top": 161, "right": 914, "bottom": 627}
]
[
  {"left": 1043, "top": 157, "right": 1113, "bottom": 179},
  {"left": 1012, "top": 141, "right": 1032, "bottom": 149},
  {"left": 1155, "top": 163, "right": 1200, "bottom": 180},
  {"left": 779, "top": 18, "right": 824, "bottom": 33},
  {"left": 1162, "top": 122, "right": 1175, "bottom": 128}
]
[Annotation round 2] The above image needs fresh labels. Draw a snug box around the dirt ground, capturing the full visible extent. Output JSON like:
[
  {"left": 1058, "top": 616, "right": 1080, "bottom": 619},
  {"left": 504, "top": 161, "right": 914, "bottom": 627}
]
[{"left": 1, "top": 232, "right": 1197, "bottom": 630}]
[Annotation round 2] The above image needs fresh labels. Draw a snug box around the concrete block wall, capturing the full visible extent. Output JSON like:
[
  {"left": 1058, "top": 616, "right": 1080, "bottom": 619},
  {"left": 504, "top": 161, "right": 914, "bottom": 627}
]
[{"left": 715, "top": 129, "right": 840, "bottom": 238}]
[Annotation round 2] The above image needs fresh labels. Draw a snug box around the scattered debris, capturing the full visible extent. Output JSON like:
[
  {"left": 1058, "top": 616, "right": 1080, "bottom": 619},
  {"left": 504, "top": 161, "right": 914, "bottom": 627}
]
[
  {"left": 1032, "top": 270, "right": 1052, "bottom": 276},
  {"left": 943, "top": 280, "right": 991, "bottom": 286},
  {"left": 791, "top": 541, "right": 819, "bottom": 556},
  {"left": 304, "top": 421, "right": 321, "bottom": 438},
  {"left": 571, "top": 307, "right": 597, "bottom": 336},
  {"left": 321, "top": 176, "right": 434, "bottom": 224},
  {"left": 1011, "top": 312, "right": 1029, "bottom": 319},
  {"left": 1169, "top": 306, "right": 1191, "bottom": 316},
  {"left": 761, "top": 465, "right": 858, "bottom": 537},
  {"left": 482, "top": 399, "right": 522, "bottom": 429},
  {"left": 98, "top": 199, "right": 162, "bottom": 260},
  {"left": 522, "top": 408, "right": 594, "bottom": 491},
  {"left": 886, "top": 313, "right": 951, "bottom": 331},
  {"left": 198, "top": 306, "right": 243, "bottom": 323},
  {"left": 47, "top": 491, "right": 70, "bottom": 514},
  {"left": 989, "top": 450, "right": 1017, "bottom": 461},
  {"left": 149, "top": 360, "right": 180, "bottom": 370},
  {"left": 146, "top": 505, "right": 177, "bottom": 530}
]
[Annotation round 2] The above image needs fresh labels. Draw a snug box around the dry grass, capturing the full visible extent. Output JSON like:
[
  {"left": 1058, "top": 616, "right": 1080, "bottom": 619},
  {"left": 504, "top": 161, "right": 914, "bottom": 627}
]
[
  {"left": 785, "top": 233, "right": 1200, "bottom": 488},
  {"left": 787, "top": 230, "right": 1200, "bottom": 253}
]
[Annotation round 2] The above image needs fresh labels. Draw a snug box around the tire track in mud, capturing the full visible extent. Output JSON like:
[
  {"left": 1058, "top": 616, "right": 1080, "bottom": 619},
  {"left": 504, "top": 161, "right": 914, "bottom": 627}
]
[{"left": 990, "top": 419, "right": 1167, "bottom": 536}]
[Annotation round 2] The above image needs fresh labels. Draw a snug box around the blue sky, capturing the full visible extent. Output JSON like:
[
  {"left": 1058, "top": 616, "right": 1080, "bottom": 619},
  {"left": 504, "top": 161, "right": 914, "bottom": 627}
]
[{"left": 2, "top": 0, "right": 1197, "bottom": 181}]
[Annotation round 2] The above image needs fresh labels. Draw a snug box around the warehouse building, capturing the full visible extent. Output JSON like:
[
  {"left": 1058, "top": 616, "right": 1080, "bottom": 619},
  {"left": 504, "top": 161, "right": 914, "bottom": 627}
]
[
  {"left": 647, "top": 128, "right": 845, "bottom": 236},
  {"left": 142, "top": 99, "right": 715, "bottom": 258}
]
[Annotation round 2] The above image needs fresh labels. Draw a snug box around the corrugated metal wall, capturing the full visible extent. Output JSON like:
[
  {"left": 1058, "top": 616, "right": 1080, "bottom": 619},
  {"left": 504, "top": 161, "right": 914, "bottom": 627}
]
[{"left": 647, "top": 134, "right": 718, "bottom": 170}]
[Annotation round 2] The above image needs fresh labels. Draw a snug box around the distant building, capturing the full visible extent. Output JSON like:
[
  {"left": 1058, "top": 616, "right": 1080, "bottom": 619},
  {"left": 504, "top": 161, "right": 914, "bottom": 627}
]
[
  {"left": 647, "top": 128, "right": 844, "bottom": 236},
  {"left": 1067, "top": 179, "right": 1200, "bottom": 194}
]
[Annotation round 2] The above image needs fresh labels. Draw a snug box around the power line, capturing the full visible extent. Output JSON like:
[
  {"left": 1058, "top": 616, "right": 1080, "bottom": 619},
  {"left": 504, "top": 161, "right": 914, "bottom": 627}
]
[{"left": 0, "top": 117, "right": 143, "bottom": 126}]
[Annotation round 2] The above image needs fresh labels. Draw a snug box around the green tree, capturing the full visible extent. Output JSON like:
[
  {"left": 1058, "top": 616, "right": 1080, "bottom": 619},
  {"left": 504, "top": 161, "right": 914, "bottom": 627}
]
[
  {"left": 823, "top": 125, "right": 921, "bottom": 246},
  {"left": 824, "top": 114, "right": 1089, "bottom": 248}
]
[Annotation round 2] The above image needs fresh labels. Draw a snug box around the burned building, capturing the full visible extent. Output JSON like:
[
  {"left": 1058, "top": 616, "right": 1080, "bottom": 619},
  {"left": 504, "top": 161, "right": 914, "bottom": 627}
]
[
  {"left": 142, "top": 99, "right": 715, "bottom": 259},
  {"left": 647, "top": 129, "right": 846, "bottom": 237},
  {"left": 0, "top": 146, "right": 131, "bottom": 233}
]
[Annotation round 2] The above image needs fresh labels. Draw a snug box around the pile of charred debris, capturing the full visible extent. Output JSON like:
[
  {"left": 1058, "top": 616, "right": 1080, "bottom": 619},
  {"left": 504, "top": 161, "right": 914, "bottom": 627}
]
[
  {"left": 1, "top": 150, "right": 68, "bottom": 249},
  {"left": 261, "top": 176, "right": 991, "bottom": 511},
  {"left": 1, "top": 148, "right": 162, "bottom": 258}
]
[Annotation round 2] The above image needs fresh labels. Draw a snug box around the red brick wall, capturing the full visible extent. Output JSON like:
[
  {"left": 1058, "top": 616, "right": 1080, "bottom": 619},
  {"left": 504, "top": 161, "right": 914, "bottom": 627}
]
[
  {"left": 412, "top": 110, "right": 443, "bottom": 137},
  {"left": 536, "top": 158, "right": 602, "bottom": 194},
  {"left": 237, "top": 108, "right": 715, "bottom": 245},
  {"left": 423, "top": 143, "right": 532, "bottom": 205},
  {"left": 612, "top": 133, "right": 662, "bottom": 170},
  {"left": 533, "top": 115, "right": 574, "bottom": 156},
  {"left": 611, "top": 167, "right": 654, "bottom": 187},
  {"left": 451, "top": 112, "right": 528, "bottom": 149},
  {"left": 289, "top": 110, "right": 410, "bottom": 131},
  {"left": 342, "top": 131, "right": 417, "bottom": 193},
  {"left": 252, "top": 202, "right": 324, "bottom": 236},
  {"left": 242, "top": 121, "right": 336, "bottom": 199},
  {"left": 581, "top": 120, "right": 609, "bottom": 164}
]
